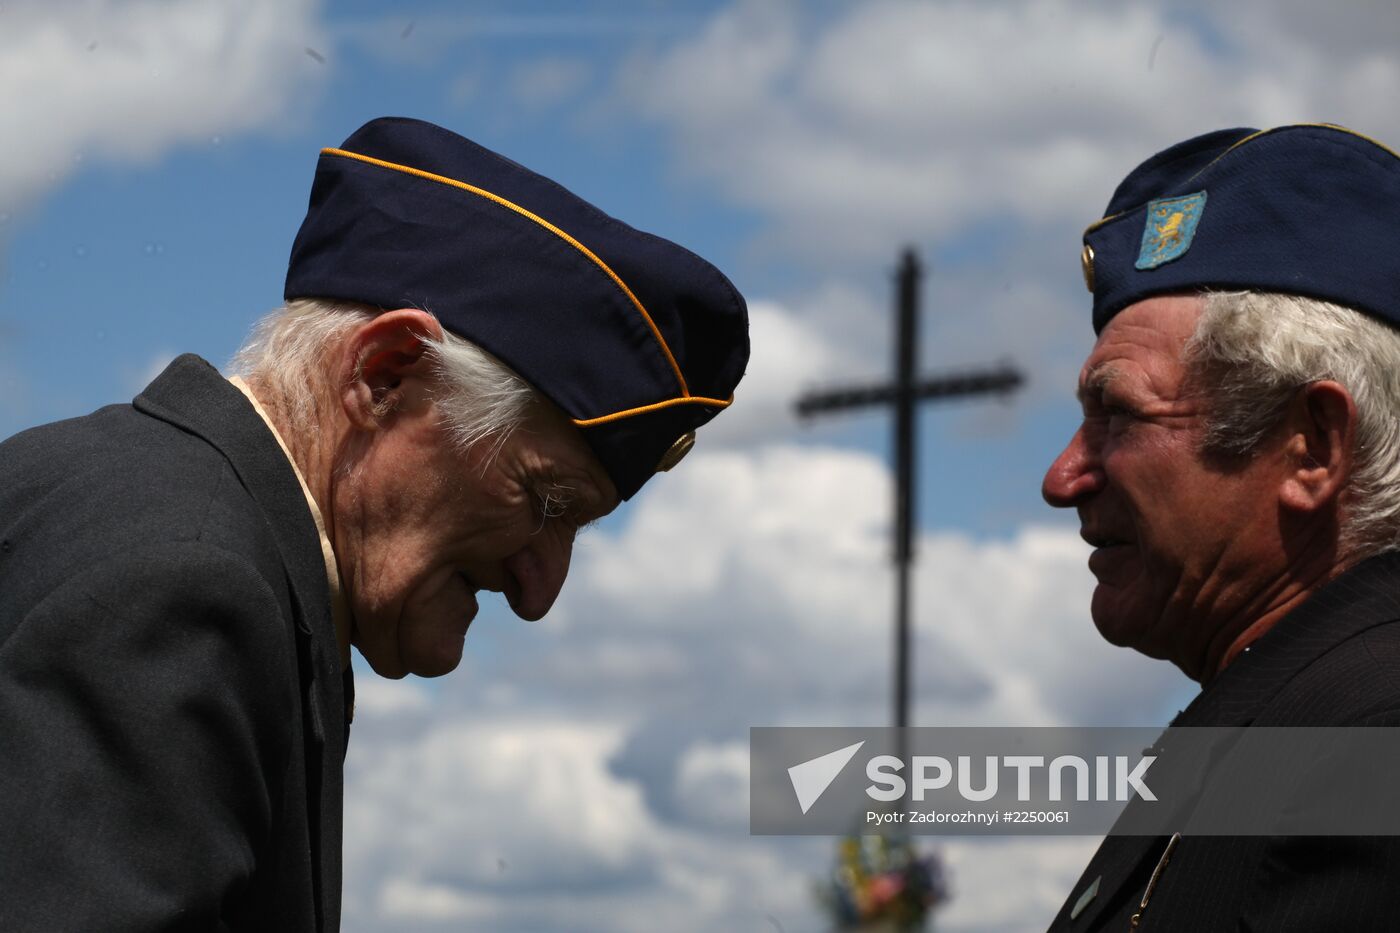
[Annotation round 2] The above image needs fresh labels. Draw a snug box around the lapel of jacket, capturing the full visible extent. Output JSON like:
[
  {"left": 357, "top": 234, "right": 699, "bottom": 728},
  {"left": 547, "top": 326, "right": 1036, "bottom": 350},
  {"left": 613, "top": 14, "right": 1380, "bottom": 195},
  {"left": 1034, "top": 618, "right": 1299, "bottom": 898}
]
[
  {"left": 134, "top": 354, "right": 345, "bottom": 932},
  {"left": 1050, "top": 779, "right": 1190, "bottom": 930},
  {"left": 1051, "top": 552, "right": 1400, "bottom": 931}
]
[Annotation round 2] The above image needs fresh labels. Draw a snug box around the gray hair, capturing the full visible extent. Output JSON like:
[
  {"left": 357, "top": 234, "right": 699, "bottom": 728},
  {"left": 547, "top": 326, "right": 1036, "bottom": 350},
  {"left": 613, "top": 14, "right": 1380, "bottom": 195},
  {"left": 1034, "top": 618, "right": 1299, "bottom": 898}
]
[
  {"left": 1186, "top": 291, "right": 1400, "bottom": 559},
  {"left": 230, "top": 298, "right": 536, "bottom": 456}
]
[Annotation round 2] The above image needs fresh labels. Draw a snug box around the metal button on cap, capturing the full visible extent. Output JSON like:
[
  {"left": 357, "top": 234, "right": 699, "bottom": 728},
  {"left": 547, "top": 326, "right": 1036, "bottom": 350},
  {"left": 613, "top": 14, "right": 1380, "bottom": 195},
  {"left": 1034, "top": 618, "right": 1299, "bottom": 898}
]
[{"left": 656, "top": 431, "right": 695, "bottom": 472}]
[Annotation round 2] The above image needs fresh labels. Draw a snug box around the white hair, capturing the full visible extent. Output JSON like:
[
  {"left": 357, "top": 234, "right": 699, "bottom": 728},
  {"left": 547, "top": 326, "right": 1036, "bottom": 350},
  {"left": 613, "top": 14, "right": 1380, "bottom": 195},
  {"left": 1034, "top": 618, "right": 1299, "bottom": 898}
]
[
  {"left": 1186, "top": 290, "right": 1400, "bottom": 559},
  {"left": 230, "top": 298, "right": 536, "bottom": 456}
]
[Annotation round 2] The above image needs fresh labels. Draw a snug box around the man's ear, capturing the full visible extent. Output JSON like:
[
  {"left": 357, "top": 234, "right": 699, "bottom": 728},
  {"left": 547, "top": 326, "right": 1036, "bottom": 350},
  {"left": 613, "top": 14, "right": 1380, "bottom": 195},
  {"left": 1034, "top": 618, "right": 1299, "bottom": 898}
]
[
  {"left": 1278, "top": 380, "right": 1356, "bottom": 513},
  {"left": 339, "top": 309, "right": 445, "bottom": 431}
]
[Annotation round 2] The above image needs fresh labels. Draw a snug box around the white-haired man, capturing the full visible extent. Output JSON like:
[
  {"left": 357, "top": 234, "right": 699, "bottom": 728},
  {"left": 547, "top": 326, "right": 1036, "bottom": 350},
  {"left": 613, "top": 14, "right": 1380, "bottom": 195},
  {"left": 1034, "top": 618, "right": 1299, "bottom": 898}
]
[
  {"left": 0, "top": 117, "right": 749, "bottom": 931},
  {"left": 1043, "top": 124, "right": 1400, "bottom": 931}
]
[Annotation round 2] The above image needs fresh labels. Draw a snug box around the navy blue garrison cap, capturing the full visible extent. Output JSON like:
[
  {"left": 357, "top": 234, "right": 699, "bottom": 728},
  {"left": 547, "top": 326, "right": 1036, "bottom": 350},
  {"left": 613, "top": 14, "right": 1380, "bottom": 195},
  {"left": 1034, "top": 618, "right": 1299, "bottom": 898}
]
[
  {"left": 285, "top": 116, "right": 749, "bottom": 500},
  {"left": 1082, "top": 123, "right": 1400, "bottom": 334}
]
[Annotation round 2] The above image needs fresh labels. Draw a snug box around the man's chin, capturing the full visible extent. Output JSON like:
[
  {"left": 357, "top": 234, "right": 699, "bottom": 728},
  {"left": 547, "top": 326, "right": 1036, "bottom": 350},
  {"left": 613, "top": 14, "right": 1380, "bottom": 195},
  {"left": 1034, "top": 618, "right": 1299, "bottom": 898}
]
[
  {"left": 402, "top": 628, "right": 469, "bottom": 678},
  {"left": 1089, "top": 586, "right": 1144, "bottom": 649},
  {"left": 357, "top": 623, "right": 470, "bottom": 679},
  {"left": 407, "top": 653, "right": 464, "bottom": 678},
  {"left": 396, "top": 593, "right": 477, "bottom": 677}
]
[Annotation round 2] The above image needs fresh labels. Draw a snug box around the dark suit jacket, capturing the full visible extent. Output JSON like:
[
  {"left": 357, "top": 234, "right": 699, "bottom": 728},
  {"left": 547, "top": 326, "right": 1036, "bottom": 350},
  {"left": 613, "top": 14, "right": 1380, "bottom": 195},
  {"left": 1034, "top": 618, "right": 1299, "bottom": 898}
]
[
  {"left": 0, "top": 355, "right": 348, "bottom": 932},
  {"left": 1048, "top": 552, "right": 1400, "bottom": 931}
]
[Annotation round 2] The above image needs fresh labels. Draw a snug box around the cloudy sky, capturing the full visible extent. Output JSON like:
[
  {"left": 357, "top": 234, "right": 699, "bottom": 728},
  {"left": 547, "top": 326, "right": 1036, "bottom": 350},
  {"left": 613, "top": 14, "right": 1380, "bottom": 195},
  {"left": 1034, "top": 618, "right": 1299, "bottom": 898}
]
[{"left": 5, "top": 1, "right": 1399, "bottom": 930}]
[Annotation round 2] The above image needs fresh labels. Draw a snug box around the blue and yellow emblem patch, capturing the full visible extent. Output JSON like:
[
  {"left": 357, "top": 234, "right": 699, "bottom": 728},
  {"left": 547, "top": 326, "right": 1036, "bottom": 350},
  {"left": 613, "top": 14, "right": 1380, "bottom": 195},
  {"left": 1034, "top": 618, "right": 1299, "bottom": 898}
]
[{"left": 1136, "top": 191, "right": 1207, "bottom": 270}]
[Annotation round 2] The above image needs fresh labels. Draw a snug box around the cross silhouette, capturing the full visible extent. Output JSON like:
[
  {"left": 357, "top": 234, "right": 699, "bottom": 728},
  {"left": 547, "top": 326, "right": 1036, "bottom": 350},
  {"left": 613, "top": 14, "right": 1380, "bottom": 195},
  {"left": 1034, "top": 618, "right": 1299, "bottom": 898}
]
[{"left": 797, "top": 249, "right": 1023, "bottom": 739}]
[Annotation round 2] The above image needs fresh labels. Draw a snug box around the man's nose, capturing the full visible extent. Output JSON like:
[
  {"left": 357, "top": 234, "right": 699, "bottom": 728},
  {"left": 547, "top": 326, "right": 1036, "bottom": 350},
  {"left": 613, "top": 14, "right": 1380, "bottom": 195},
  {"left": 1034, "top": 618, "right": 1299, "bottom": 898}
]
[
  {"left": 501, "top": 529, "right": 575, "bottom": 621},
  {"left": 1042, "top": 424, "right": 1104, "bottom": 508}
]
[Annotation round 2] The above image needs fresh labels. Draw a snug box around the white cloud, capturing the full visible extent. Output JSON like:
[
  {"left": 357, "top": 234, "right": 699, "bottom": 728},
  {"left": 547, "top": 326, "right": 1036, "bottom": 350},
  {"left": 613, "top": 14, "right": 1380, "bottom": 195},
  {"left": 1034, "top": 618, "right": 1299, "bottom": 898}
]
[
  {"left": 510, "top": 57, "right": 593, "bottom": 109},
  {"left": 698, "top": 298, "right": 863, "bottom": 448},
  {"left": 376, "top": 878, "right": 494, "bottom": 923},
  {"left": 0, "top": 0, "right": 324, "bottom": 212},
  {"left": 345, "top": 720, "right": 656, "bottom": 895},
  {"left": 618, "top": 0, "right": 1400, "bottom": 265},
  {"left": 672, "top": 740, "right": 749, "bottom": 830},
  {"left": 565, "top": 444, "right": 1187, "bottom": 727},
  {"left": 354, "top": 677, "right": 432, "bottom": 718},
  {"left": 938, "top": 837, "right": 1103, "bottom": 932}
]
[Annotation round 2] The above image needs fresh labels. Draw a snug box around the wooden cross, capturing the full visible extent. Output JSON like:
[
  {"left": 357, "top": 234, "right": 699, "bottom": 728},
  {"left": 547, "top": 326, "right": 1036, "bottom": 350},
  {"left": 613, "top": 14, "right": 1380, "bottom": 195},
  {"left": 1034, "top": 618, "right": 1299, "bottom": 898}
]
[{"left": 797, "top": 249, "right": 1023, "bottom": 738}]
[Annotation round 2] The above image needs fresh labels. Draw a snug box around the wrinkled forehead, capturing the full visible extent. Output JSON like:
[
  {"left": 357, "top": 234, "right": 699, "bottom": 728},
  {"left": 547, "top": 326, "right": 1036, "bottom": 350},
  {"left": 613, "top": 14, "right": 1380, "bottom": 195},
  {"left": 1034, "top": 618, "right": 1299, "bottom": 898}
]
[{"left": 1078, "top": 296, "right": 1204, "bottom": 390}]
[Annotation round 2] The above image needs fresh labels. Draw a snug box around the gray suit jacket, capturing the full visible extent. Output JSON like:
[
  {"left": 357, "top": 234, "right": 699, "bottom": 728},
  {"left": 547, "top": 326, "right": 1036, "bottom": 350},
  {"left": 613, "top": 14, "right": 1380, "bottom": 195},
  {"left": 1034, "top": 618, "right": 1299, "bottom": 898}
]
[
  {"left": 1048, "top": 552, "right": 1400, "bottom": 931},
  {"left": 0, "top": 355, "right": 348, "bottom": 931}
]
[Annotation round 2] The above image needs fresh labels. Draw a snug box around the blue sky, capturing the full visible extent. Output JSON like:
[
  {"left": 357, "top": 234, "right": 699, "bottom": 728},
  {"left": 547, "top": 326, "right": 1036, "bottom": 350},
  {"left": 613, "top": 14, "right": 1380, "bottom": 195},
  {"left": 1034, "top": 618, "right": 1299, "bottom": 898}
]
[
  {"left": 7, "top": 1, "right": 1400, "bottom": 930},
  {"left": 0, "top": 0, "right": 1073, "bottom": 538}
]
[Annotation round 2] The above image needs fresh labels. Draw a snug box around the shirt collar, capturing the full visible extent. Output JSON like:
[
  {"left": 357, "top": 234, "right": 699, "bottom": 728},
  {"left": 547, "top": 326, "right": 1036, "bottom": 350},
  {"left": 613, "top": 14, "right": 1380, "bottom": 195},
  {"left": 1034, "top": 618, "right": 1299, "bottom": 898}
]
[{"left": 228, "top": 375, "right": 352, "bottom": 674}]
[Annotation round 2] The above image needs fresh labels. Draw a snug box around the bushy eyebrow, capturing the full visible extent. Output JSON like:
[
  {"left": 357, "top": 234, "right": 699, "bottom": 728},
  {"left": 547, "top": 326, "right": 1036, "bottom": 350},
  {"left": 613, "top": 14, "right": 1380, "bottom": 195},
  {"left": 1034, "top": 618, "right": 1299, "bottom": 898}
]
[
  {"left": 529, "top": 474, "right": 606, "bottom": 533},
  {"left": 532, "top": 478, "right": 576, "bottom": 519},
  {"left": 1076, "top": 362, "right": 1124, "bottom": 406}
]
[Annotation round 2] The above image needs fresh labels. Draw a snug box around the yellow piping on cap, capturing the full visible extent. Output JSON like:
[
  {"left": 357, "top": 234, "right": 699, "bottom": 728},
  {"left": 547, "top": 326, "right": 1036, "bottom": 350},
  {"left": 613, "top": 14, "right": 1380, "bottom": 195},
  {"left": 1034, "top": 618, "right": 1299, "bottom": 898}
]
[
  {"left": 572, "top": 394, "right": 733, "bottom": 428},
  {"left": 1081, "top": 123, "right": 1400, "bottom": 239},
  {"left": 321, "top": 146, "right": 692, "bottom": 397}
]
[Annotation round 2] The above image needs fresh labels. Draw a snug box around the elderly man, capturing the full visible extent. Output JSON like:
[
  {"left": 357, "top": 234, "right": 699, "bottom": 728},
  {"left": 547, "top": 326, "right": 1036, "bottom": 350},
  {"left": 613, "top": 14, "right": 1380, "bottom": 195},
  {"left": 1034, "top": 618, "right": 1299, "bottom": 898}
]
[
  {"left": 0, "top": 117, "right": 748, "bottom": 931},
  {"left": 1042, "top": 124, "right": 1400, "bottom": 930}
]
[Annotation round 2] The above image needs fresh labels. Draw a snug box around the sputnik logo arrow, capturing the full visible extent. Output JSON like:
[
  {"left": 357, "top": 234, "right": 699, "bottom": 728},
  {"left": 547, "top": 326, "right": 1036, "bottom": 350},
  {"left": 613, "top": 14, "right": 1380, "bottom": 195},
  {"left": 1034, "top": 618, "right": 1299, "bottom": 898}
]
[{"left": 788, "top": 741, "right": 865, "bottom": 814}]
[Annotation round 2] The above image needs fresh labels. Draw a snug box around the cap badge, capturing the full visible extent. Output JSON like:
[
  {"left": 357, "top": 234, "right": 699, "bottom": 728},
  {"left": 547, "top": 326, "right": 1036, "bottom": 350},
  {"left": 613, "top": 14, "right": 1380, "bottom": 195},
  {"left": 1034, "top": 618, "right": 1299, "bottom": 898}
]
[
  {"left": 1080, "top": 243, "right": 1095, "bottom": 293},
  {"left": 656, "top": 431, "right": 695, "bottom": 473},
  {"left": 1136, "top": 191, "right": 1207, "bottom": 270}
]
